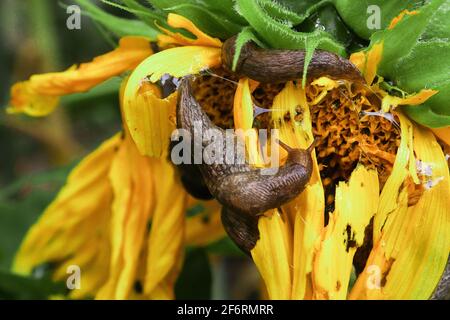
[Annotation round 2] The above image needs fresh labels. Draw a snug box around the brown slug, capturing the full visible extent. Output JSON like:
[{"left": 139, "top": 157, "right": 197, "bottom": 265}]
[
  {"left": 221, "top": 35, "right": 365, "bottom": 84},
  {"left": 176, "top": 78, "right": 315, "bottom": 253}
]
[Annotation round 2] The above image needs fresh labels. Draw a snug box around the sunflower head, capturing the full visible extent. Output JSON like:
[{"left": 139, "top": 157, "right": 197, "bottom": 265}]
[{"left": 4, "top": 0, "right": 449, "bottom": 301}]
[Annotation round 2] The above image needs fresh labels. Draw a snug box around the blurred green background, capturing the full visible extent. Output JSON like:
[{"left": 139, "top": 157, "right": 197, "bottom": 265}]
[
  {"left": 0, "top": 0, "right": 258, "bottom": 300},
  {"left": 0, "top": 0, "right": 121, "bottom": 299}
]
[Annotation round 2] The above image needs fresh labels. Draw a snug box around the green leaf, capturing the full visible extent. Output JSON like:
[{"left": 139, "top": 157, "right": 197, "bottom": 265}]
[
  {"left": 402, "top": 103, "right": 450, "bottom": 128},
  {"left": 235, "top": 0, "right": 346, "bottom": 86},
  {"left": 61, "top": 76, "right": 122, "bottom": 106},
  {"left": 74, "top": 0, "right": 160, "bottom": 40},
  {"left": 0, "top": 166, "right": 70, "bottom": 270},
  {"left": 365, "top": 0, "right": 450, "bottom": 127},
  {"left": 332, "top": 0, "right": 425, "bottom": 40},
  {"left": 232, "top": 27, "right": 267, "bottom": 71},
  {"left": 175, "top": 248, "right": 211, "bottom": 299},
  {"left": 119, "top": 0, "right": 167, "bottom": 27},
  {"left": 161, "top": 3, "right": 242, "bottom": 39},
  {"left": 235, "top": 0, "right": 345, "bottom": 54},
  {"left": 206, "top": 237, "right": 244, "bottom": 257},
  {"left": 201, "top": 0, "right": 248, "bottom": 25},
  {"left": 0, "top": 269, "right": 67, "bottom": 299},
  {"left": 146, "top": 0, "right": 246, "bottom": 39}
]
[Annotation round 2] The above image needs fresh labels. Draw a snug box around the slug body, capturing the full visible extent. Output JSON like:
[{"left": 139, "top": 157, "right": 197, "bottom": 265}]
[
  {"left": 177, "top": 78, "right": 313, "bottom": 216},
  {"left": 176, "top": 78, "right": 314, "bottom": 253},
  {"left": 221, "top": 35, "right": 365, "bottom": 84}
]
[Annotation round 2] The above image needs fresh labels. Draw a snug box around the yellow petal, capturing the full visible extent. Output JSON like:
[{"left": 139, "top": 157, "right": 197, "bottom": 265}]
[
  {"left": 312, "top": 166, "right": 379, "bottom": 300},
  {"left": 251, "top": 210, "right": 293, "bottom": 300},
  {"left": 8, "top": 37, "right": 152, "bottom": 116},
  {"left": 234, "top": 78, "right": 254, "bottom": 131},
  {"left": 381, "top": 89, "right": 439, "bottom": 112},
  {"left": 123, "top": 82, "right": 178, "bottom": 157},
  {"left": 123, "top": 46, "right": 221, "bottom": 133},
  {"left": 349, "top": 51, "right": 366, "bottom": 73},
  {"left": 364, "top": 42, "right": 383, "bottom": 85},
  {"left": 157, "top": 13, "right": 222, "bottom": 48},
  {"left": 269, "top": 81, "right": 324, "bottom": 300},
  {"left": 431, "top": 126, "right": 450, "bottom": 147},
  {"left": 233, "top": 78, "right": 264, "bottom": 165},
  {"left": 374, "top": 113, "right": 418, "bottom": 241},
  {"left": 96, "top": 134, "right": 154, "bottom": 300},
  {"left": 350, "top": 114, "right": 450, "bottom": 299},
  {"left": 144, "top": 159, "right": 189, "bottom": 299},
  {"left": 13, "top": 134, "right": 121, "bottom": 298}
]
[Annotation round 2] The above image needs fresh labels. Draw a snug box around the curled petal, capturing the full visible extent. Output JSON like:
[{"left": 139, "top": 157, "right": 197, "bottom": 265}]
[
  {"left": 8, "top": 37, "right": 152, "bottom": 116},
  {"left": 124, "top": 82, "right": 178, "bottom": 157}
]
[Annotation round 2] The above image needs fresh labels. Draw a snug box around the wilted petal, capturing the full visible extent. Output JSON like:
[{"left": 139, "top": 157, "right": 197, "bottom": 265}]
[
  {"left": 13, "top": 134, "right": 121, "bottom": 298},
  {"left": 312, "top": 166, "right": 379, "bottom": 299},
  {"left": 144, "top": 159, "right": 189, "bottom": 299},
  {"left": 96, "top": 134, "right": 154, "bottom": 300},
  {"left": 8, "top": 37, "right": 152, "bottom": 116}
]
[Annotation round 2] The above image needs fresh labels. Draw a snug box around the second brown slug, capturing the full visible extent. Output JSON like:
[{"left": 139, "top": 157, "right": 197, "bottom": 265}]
[
  {"left": 176, "top": 78, "right": 315, "bottom": 253},
  {"left": 221, "top": 35, "right": 365, "bottom": 84}
]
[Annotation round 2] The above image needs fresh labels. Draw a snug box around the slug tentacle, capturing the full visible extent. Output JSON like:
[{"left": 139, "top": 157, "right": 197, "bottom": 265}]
[{"left": 221, "top": 35, "right": 365, "bottom": 84}]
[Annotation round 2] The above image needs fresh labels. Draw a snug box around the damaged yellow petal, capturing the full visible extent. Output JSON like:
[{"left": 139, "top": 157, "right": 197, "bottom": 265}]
[
  {"left": 13, "top": 134, "right": 121, "bottom": 298},
  {"left": 123, "top": 82, "right": 178, "bottom": 157},
  {"left": 157, "top": 13, "right": 222, "bottom": 48},
  {"left": 124, "top": 45, "right": 221, "bottom": 103},
  {"left": 350, "top": 115, "right": 450, "bottom": 300},
  {"left": 8, "top": 37, "right": 152, "bottom": 116},
  {"left": 251, "top": 210, "right": 292, "bottom": 300},
  {"left": 374, "top": 113, "right": 418, "bottom": 241},
  {"left": 270, "top": 82, "right": 323, "bottom": 299},
  {"left": 312, "top": 166, "right": 379, "bottom": 300},
  {"left": 381, "top": 89, "right": 438, "bottom": 113}
]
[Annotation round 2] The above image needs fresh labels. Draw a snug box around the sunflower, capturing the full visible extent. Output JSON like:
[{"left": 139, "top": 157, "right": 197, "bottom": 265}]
[{"left": 7, "top": 0, "right": 450, "bottom": 300}]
